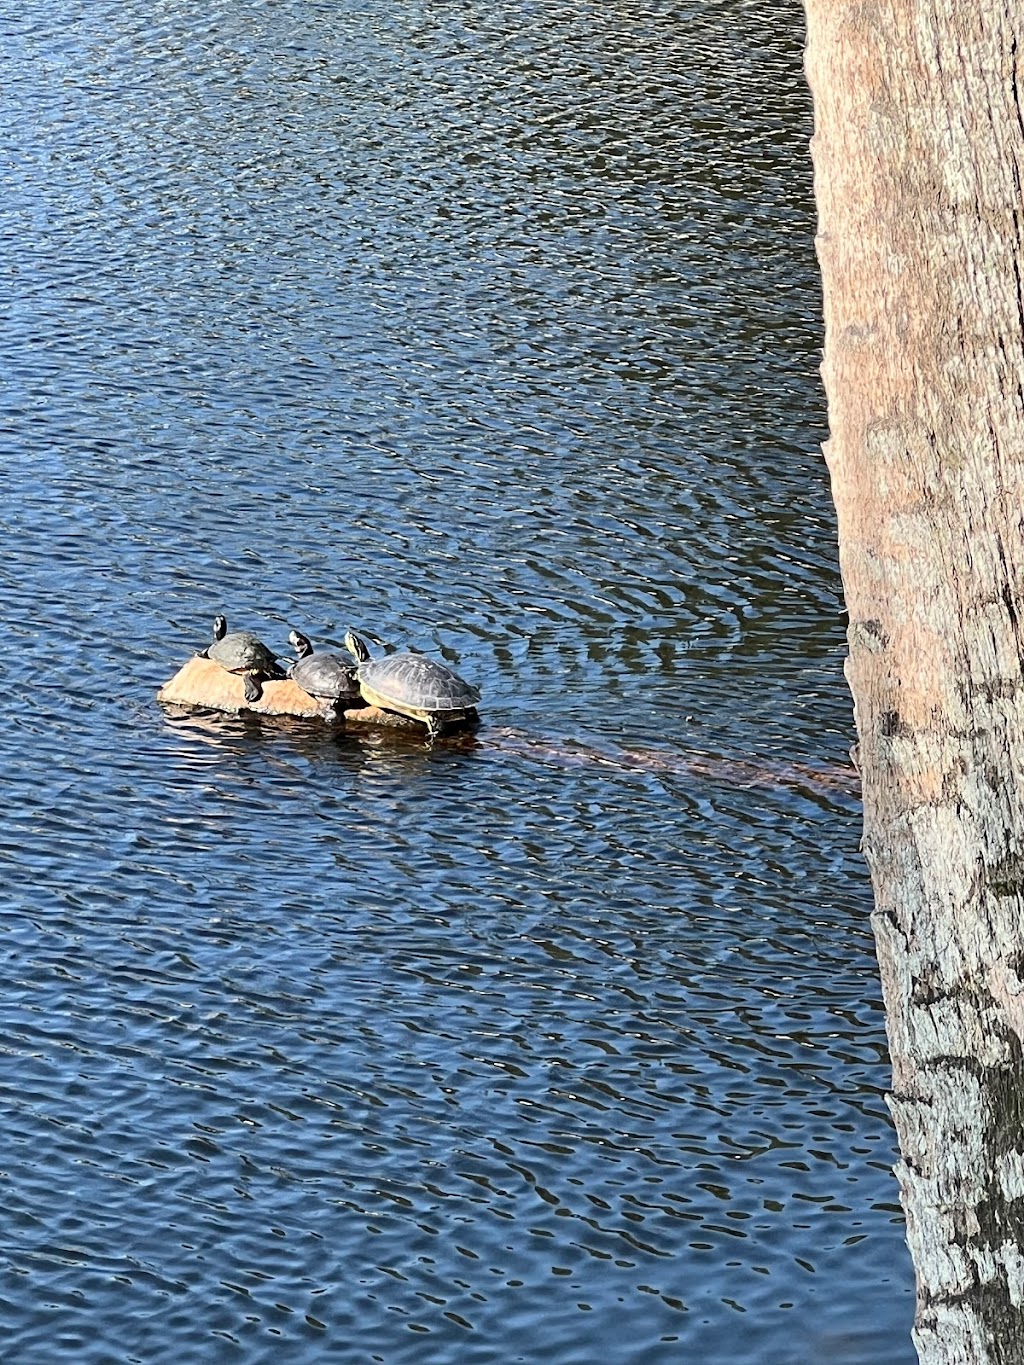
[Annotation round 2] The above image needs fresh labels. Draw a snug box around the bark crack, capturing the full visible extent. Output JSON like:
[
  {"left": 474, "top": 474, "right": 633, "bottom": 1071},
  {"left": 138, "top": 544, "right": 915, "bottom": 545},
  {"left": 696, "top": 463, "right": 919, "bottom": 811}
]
[
  {"left": 997, "top": 535, "right": 1024, "bottom": 678},
  {"left": 1011, "top": 35, "right": 1024, "bottom": 149}
]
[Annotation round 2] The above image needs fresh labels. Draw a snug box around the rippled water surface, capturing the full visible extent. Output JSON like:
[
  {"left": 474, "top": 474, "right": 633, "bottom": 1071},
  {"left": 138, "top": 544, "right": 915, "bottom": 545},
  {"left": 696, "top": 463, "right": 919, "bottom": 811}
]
[{"left": 1, "top": 2, "right": 914, "bottom": 1361}]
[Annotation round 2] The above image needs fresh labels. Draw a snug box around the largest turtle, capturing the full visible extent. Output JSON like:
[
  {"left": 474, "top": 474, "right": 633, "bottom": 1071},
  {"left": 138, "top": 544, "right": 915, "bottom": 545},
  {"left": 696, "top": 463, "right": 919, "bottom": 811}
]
[
  {"left": 197, "top": 615, "right": 285, "bottom": 703},
  {"left": 343, "top": 629, "right": 480, "bottom": 737}
]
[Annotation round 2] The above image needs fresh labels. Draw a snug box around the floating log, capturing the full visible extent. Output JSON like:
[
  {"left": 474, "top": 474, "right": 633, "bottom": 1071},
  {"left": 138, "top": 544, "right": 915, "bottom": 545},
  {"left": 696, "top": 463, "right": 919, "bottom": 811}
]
[{"left": 157, "top": 655, "right": 421, "bottom": 729}]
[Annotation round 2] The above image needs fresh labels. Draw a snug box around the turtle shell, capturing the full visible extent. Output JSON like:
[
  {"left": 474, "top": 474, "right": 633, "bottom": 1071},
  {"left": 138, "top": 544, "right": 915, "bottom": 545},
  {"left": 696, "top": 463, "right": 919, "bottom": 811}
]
[
  {"left": 208, "top": 630, "right": 278, "bottom": 674},
  {"left": 290, "top": 652, "right": 360, "bottom": 703},
  {"left": 357, "top": 652, "right": 481, "bottom": 720}
]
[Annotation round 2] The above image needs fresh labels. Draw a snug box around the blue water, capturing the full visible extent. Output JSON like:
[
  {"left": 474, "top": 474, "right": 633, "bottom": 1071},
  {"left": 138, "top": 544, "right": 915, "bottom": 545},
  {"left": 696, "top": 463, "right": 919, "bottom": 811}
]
[{"left": 0, "top": 2, "right": 913, "bottom": 1361}]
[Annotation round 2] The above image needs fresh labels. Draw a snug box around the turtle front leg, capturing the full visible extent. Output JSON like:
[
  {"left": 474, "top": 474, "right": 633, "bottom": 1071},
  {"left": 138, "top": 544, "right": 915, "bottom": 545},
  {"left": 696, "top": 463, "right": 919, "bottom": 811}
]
[{"left": 243, "top": 672, "right": 263, "bottom": 703}]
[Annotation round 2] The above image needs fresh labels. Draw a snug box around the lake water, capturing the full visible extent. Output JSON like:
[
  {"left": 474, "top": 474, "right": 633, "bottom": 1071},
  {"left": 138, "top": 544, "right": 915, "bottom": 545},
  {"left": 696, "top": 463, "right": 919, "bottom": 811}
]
[{"left": 0, "top": 2, "right": 915, "bottom": 1361}]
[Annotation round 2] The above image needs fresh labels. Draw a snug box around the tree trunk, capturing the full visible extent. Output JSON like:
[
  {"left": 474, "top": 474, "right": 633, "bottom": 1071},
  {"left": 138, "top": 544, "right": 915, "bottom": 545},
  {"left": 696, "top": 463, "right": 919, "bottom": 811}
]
[{"left": 803, "top": 3, "right": 1024, "bottom": 1360}]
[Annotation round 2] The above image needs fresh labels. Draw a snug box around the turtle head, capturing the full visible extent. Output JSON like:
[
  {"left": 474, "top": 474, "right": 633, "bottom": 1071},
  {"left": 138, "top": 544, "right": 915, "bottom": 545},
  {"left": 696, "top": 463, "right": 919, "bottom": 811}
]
[
  {"left": 289, "top": 629, "right": 313, "bottom": 658},
  {"left": 212, "top": 615, "right": 228, "bottom": 640},
  {"left": 343, "top": 629, "right": 370, "bottom": 664}
]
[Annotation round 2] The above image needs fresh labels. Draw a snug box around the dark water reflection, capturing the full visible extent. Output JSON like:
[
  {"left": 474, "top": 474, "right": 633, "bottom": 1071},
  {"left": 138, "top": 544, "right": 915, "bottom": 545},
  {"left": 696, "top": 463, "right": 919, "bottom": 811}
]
[{"left": 0, "top": 2, "right": 912, "bottom": 1361}]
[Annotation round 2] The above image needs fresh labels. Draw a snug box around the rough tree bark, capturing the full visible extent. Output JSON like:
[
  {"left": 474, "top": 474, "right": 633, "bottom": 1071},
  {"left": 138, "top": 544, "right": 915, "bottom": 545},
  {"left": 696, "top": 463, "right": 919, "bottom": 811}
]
[{"left": 804, "top": 3, "right": 1024, "bottom": 1361}]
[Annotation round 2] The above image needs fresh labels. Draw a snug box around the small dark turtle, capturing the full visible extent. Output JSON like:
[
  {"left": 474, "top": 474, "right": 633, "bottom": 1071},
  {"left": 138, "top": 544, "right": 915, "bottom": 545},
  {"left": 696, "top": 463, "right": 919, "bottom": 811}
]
[
  {"left": 287, "top": 630, "right": 361, "bottom": 718},
  {"left": 344, "top": 629, "right": 481, "bottom": 738},
  {"left": 197, "top": 614, "right": 284, "bottom": 703}
]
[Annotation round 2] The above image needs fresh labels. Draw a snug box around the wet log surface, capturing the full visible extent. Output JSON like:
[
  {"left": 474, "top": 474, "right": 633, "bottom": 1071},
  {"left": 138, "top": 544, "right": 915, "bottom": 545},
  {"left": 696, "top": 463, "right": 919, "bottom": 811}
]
[{"left": 157, "top": 655, "right": 424, "bottom": 729}]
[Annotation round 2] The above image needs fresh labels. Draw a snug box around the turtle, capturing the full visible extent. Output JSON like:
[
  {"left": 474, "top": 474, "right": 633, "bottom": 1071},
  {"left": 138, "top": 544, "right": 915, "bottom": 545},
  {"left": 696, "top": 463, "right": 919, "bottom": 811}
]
[
  {"left": 343, "top": 629, "right": 481, "bottom": 738},
  {"left": 197, "top": 614, "right": 285, "bottom": 703},
  {"left": 287, "top": 630, "right": 361, "bottom": 718}
]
